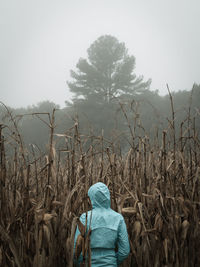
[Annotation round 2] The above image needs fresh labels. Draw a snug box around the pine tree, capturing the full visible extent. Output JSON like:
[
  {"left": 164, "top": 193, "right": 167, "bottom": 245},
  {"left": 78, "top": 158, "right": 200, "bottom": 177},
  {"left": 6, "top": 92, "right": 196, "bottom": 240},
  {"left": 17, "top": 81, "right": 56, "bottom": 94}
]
[{"left": 67, "top": 35, "right": 151, "bottom": 105}]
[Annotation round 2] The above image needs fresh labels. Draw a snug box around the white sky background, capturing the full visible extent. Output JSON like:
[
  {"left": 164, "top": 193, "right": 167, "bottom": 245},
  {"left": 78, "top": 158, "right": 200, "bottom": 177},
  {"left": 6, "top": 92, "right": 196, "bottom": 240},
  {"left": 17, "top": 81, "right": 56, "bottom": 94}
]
[{"left": 0, "top": 0, "right": 200, "bottom": 108}]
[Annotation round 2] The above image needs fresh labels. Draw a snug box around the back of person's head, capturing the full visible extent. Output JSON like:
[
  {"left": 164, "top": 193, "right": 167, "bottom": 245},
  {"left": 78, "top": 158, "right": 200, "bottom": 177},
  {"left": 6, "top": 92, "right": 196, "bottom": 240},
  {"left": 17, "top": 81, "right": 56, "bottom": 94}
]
[{"left": 88, "top": 182, "right": 110, "bottom": 209}]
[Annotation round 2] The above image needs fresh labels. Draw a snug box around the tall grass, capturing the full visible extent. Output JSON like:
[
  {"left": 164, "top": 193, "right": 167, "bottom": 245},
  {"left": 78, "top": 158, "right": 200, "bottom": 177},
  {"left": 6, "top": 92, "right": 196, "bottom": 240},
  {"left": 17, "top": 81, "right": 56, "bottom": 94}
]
[{"left": 0, "top": 101, "right": 199, "bottom": 267}]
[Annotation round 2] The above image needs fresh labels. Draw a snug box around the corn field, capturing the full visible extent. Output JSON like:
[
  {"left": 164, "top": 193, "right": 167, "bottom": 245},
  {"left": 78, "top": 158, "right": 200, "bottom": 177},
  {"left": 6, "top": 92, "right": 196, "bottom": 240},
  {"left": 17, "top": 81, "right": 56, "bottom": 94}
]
[{"left": 0, "top": 102, "right": 200, "bottom": 267}]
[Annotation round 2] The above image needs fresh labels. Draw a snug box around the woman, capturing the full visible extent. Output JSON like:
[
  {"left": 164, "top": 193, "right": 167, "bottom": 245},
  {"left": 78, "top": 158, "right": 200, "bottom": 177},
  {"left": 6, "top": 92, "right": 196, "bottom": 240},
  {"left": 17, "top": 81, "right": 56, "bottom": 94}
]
[{"left": 74, "top": 182, "right": 130, "bottom": 266}]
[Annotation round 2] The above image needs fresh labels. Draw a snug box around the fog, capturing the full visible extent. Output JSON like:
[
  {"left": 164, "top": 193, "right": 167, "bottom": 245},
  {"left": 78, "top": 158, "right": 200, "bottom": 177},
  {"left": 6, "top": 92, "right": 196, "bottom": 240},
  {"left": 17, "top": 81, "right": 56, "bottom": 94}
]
[{"left": 0, "top": 0, "right": 200, "bottom": 108}]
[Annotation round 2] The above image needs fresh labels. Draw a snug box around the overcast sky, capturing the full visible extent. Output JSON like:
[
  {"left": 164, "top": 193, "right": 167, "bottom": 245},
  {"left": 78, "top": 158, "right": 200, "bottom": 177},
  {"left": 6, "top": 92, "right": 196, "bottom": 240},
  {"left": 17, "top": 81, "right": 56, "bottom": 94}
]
[{"left": 0, "top": 0, "right": 200, "bottom": 108}]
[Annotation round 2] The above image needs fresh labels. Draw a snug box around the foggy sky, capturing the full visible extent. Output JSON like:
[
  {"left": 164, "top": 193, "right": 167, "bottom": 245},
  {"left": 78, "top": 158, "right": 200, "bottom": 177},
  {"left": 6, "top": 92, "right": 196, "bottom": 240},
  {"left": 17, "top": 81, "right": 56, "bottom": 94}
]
[{"left": 0, "top": 0, "right": 200, "bottom": 108}]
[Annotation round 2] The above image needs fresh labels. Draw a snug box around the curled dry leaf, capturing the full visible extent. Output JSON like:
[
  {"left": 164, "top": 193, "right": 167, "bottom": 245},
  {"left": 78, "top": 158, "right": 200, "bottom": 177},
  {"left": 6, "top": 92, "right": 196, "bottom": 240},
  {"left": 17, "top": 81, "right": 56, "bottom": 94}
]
[
  {"left": 181, "top": 220, "right": 190, "bottom": 240},
  {"left": 35, "top": 209, "right": 45, "bottom": 224},
  {"left": 121, "top": 207, "right": 137, "bottom": 217},
  {"left": 43, "top": 213, "right": 57, "bottom": 223},
  {"left": 30, "top": 198, "right": 37, "bottom": 206},
  {"left": 133, "top": 220, "right": 142, "bottom": 240}
]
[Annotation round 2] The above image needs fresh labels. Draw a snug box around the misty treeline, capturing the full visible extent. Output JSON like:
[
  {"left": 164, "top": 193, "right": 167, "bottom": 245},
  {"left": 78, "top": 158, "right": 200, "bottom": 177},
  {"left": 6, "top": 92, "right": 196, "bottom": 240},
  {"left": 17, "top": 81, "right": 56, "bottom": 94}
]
[
  {"left": 0, "top": 35, "right": 199, "bottom": 152},
  {"left": 1, "top": 84, "right": 200, "bottom": 153}
]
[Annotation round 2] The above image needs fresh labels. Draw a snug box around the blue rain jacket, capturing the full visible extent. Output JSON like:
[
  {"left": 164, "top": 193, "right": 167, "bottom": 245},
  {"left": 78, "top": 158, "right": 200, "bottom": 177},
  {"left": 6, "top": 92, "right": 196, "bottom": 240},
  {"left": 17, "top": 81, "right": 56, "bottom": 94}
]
[{"left": 74, "top": 182, "right": 130, "bottom": 266}]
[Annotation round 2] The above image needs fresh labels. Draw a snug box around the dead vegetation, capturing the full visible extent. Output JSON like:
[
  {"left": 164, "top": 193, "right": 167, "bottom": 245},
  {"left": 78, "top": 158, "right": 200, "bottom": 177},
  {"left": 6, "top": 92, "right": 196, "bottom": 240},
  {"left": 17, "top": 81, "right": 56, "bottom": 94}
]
[{"left": 0, "top": 100, "right": 200, "bottom": 267}]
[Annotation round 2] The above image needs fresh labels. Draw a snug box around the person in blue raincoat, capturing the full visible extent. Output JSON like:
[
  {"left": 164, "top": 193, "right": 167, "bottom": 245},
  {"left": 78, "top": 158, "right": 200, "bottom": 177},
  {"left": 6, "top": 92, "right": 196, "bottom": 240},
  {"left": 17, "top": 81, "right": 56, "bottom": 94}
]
[{"left": 74, "top": 182, "right": 130, "bottom": 266}]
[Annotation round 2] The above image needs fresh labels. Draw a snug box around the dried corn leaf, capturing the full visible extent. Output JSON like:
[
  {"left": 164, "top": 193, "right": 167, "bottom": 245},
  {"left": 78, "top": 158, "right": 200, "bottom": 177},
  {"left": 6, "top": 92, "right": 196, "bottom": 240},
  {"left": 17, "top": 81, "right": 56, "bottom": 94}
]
[
  {"left": 52, "top": 200, "right": 63, "bottom": 207},
  {"left": 77, "top": 218, "right": 85, "bottom": 237},
  {"left": 133, "top": 221, "right": 142, "bottom": 240},
  {"left": 35, "top": 209, "right": 45, "bottom": 224},
  {"left": 43, "top": 213, "right": 57, "bottom": 223},
  {"left": 138, "top": 202, "right": 146, "bottom": 230},
  {"left": 122, "top": 207, "right": 136, "bottom": 216},
  {"left": 163, "top": 238, "right": 169, "bottom": 263},
  {"left": 38, "top": 228, "right": 43, "bottom": 251},
  {"left": 174, "top": 214, "right": 182, "bottom": 233},
  {"left": 154, "top": 213, "right": 163, "bottom": 232},
  {"left": 75, "top": 234, "right": 84, "bottom": 260},
  {"left": 167, "top": 159, "right": 174, "bottom": 171},
  {"left": 43, "top": 224, "right": 51, "bottom": 243},
  {"left": 181, "top": 220, "right": 189, "bottom": 240}
]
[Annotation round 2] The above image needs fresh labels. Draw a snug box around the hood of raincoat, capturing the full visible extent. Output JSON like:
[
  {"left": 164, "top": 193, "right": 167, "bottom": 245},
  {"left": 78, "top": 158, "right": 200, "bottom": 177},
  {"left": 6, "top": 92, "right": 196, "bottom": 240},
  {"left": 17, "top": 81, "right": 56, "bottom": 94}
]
[{"left": 88, "top": 182, "right": 110, "bottom": 209}]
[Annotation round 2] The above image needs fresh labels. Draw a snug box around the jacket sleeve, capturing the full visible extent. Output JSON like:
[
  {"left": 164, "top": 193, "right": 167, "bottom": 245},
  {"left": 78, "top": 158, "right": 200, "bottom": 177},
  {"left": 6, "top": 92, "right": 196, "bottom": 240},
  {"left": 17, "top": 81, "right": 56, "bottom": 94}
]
[{"left": 116, "top": 216, "right": 130, "bottom": 265}]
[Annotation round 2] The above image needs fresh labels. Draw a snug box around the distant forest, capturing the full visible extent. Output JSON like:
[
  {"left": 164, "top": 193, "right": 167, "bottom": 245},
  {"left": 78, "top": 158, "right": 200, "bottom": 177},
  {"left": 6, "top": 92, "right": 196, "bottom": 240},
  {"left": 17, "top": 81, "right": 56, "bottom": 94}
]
[
  {"left": 1, "top": 35, "right": 199, "bottom": 153},
  {"left": 1, "top": 84, "right": 199, "bottom": 153}
]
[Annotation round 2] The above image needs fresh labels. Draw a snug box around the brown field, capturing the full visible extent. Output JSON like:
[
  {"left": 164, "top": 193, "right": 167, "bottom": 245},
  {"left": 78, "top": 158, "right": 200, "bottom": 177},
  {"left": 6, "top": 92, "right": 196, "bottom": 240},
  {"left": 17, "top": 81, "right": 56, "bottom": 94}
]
[{"left": 0, "top": 106, "right": 200, "bottom": 267}]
